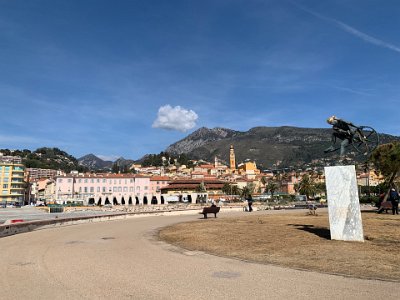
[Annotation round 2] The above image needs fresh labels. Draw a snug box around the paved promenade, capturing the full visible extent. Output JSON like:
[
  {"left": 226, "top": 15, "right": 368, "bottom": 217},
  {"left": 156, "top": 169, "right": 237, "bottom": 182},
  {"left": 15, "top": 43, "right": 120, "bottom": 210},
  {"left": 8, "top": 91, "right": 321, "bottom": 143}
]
[
  {"left": 0, "top": 206, "right": 123, "bottom": 224},
  {"left": 0, "top": 210, "right": 398, "bottom": 299}
]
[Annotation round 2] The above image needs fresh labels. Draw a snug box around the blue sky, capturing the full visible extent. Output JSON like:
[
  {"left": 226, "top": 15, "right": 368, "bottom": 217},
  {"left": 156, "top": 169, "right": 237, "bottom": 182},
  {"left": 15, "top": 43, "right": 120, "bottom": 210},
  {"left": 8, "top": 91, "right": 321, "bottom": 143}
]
[{"left": 1, "top": 0, "right": 399, "bottom": 161}]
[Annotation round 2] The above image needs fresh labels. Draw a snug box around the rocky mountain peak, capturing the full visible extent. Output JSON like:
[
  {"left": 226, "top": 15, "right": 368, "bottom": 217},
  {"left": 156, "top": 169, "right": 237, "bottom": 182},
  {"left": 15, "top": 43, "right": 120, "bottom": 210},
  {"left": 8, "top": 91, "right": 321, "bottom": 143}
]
[{"left": 166, "top": 127, "right": 239, "bottom": 154}]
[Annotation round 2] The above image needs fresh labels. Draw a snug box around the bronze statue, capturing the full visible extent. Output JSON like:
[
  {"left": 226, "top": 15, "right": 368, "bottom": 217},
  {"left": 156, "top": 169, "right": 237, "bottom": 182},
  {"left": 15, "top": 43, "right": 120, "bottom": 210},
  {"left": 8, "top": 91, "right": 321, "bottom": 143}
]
[{"left": 324, "top": 116, "right": 379, "bottom": 158}]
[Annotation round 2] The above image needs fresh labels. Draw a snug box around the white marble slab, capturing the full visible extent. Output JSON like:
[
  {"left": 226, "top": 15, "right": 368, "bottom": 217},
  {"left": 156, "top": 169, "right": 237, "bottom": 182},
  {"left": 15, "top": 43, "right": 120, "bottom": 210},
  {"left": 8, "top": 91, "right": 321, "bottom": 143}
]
[{"left": 324, "top": 165, "right": 364, "bottom": 242}]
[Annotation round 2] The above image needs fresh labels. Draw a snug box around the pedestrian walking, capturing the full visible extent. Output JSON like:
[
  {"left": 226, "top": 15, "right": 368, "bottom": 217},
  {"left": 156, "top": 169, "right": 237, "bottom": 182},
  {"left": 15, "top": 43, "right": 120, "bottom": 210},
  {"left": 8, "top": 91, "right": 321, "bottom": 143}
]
[
  {"left": 247, "top": 195, "right": 253, "bottom": 212},
  {"left": 389, "top": 187, "right": 399, "bottom": 215}
]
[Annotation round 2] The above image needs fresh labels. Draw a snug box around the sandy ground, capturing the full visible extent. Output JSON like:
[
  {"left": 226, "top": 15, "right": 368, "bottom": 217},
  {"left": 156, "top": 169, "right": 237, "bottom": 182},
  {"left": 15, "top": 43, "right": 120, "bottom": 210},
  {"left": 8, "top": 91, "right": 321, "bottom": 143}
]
[
  {"left": 0, "top": 209, "right": 399, "bottom": 299},
  {"left": 160, "top": 209, "right": 400, "bottom": 281}
]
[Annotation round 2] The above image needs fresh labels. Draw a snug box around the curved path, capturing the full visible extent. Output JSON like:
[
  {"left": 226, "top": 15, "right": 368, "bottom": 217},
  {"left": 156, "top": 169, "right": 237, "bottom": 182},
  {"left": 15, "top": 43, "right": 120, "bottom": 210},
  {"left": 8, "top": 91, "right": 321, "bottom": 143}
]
[{"left": 0, "top": 211, "right": 398, "bottom": 299}]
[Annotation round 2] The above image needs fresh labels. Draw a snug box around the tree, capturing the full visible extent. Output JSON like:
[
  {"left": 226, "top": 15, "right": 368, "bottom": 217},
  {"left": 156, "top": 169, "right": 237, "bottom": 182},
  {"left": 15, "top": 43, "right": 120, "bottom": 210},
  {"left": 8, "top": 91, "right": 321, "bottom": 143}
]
[
  {"left": 231, "top": 185, "right": 240, "bottom": 195},
  {"left": 246, "top": 182, "right": 255, "bottom": 195},
  {"left": 298, "top": 174, "right": 317, "bottom": 199},
  {"left": 265, "top": 181, "right": 278, "bottom": 199},
  {"left": 261, "top": 176, "right": 267, "bottom": 187},
  {"left": 222, "top": 183, "right": 233, "bottom": 195},
  {"left": 196, "top": 182, "right": 206, "bottom": 193},
  {"left": 112, "top": 162, "right": 120, "bottom": 173},
  {"left": 370, "top": 142, "right": 400, "bottom": 200},
  {"left": 315, "top": 182, "right": 326, "bottom": 197},
  {"left": 240, "top": 186, "right": 251, "bottom": 199}
]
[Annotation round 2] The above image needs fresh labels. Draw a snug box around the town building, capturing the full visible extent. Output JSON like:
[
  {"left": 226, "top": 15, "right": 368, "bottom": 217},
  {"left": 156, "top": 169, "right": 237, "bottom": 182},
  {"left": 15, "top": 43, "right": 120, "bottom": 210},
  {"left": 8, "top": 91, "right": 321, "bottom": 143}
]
[
  {"left": 26, "top": 168, "right": 63, "bottom": 181},
  {"left": 357, "top": 170, "right": 385, "bottom": 187},
  {"left": 237, "top": 160, "right": 260, "bottom": 179},
  {"left": 150, "top": 176, "right": 170, "bottom": 194},
  {"left": 160, "top": 178, "right": 225, "bottom": 203},
  {"left": 0, "top": 155, "right": 25, "bottom": 205},
  {"left": 33, "top": 178, "right": 56, "bottom": 204},
  {"left": 55, "top": 173, "right": 157, "bottom": 205}
]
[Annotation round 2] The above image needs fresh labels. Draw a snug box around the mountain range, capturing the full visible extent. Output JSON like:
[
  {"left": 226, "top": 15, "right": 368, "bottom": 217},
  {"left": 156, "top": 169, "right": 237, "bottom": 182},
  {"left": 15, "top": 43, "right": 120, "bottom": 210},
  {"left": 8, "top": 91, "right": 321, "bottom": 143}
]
[
  {"left": 78, "top": 126, "right": 400, "bottom": 170},
  {"left": 77, "top": 154, "right": 135, "bottom": 171}
]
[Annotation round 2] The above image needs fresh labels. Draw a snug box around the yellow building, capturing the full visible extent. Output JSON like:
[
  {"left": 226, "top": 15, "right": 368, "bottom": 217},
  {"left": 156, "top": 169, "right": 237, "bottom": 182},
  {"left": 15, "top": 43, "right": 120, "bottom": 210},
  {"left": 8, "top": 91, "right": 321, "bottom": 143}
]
[
  {"left": 237, "top": 160, "right": 260, "bottom": 178},
  {"left": 0, "top": 156, "right": 25, "bottom": 205}
]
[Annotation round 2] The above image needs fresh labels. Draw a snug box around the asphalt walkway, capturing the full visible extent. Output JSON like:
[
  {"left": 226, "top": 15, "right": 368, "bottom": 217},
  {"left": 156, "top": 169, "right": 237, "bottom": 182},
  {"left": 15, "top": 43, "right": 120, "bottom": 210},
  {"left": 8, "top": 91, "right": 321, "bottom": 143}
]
[
  {"left": 0, "top": 210, "right": 398, "bottom": 299},
  {"left": 0, "top": 206, "right": 122, "bottom": 223}
]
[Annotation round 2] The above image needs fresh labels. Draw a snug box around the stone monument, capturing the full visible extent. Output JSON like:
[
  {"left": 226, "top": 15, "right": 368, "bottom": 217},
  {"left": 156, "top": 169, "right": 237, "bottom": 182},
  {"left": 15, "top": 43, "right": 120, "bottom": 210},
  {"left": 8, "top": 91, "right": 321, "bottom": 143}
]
[
  {"left": 324, "top": 165, "right": 364, "bottom": 241},
  {"left": 323, "top": 117, "right": 378, "bottom": 242}
]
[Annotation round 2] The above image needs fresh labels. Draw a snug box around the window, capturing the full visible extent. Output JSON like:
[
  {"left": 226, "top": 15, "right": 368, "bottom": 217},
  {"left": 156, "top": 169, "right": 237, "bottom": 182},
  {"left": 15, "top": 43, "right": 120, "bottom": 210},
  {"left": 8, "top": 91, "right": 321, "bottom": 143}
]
[
  {"left": 3, "top": 184, "right": 8, "bottom": 189},
  {"left": 78, "top": 179, "right": 82, "bottom": 183},
  {"left": 129, "top": 187, "right": 133, "bottom": 192},
  {"left": 144, "top": 186, "right": 148, "bottom": 190},
  {"left": 118, "top": 187, "right": 122, "bottom": 192},
  {"left": 102, "top": 187, "right": 106, "bottom": 192},
  {"left": 119, "top": 179, "right": 121, "bottom": 184},
  {"left": 84, "top": 179, "right": 88, "bottom": 183},
  {"left": 91, "top": 179, "right": 94, "bottom": 183},
  {"left": 2, "top": 190, "right": 7, "bottom": 194},
  {"left": 103, "top": 179, "right": 106, "bottom": 183},
  {"left": 90, "top": 187, "right": 94, "bottom": 193},
  {"left": 79, "top": 187, "right": 82, "bottom": 192},
  {"left": 136, "top": 186, "right": 140, "bottom": 191},
  {"left": 97, "top": 187, "right": 100, "bottom": 192},
  {"left": 130, "top": 179, "right": 134, "bottom": 183},
  {"left": 123, "top": 187, "right": 127, "bottom": 192},
  {"left": 113, "top": 187, "right": 117, "bottom": 192},
  {"left": 68, "top": 179, "right": 72, "bottom": 183},
  {"left": 97, "top": 179, "right": 100, "bottom": 183},
  {"left": 58, "top": 179, "right": 63, "bottom": 183}
]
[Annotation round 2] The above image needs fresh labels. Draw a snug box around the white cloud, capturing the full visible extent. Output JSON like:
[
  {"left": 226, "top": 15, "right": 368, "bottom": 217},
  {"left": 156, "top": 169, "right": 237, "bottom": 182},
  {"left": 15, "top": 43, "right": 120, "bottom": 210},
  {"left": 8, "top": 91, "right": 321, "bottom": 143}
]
[{"left": 152, "top": 105, "right": 198, "bottom": 132}]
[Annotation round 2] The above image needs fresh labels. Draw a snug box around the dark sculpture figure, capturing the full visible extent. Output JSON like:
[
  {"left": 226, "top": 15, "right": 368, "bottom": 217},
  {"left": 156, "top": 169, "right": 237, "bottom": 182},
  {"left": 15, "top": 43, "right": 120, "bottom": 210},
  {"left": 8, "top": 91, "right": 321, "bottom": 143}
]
[
  {"left": 324, "top": 116, "right": 357, "bottom": 157},
  {"left": 324, "top": 116, "right": 379, "bottom": 159}
]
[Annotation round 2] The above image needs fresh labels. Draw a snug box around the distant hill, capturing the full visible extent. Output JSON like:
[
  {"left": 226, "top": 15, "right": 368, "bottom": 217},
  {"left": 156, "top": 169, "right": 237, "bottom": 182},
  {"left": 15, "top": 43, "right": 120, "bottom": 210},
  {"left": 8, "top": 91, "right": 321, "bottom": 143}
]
[
  {"left": 78, "top": 154, "right": 135, "bottom": 171},
  {"left": 78, "top": 154, "right": 113, "bottom": 170},
  {"left": 0, "top": 147, "right": 86, "bottom": 173},
  {"left": 165, "top": 126, "right": 400, "bottom": 169}
]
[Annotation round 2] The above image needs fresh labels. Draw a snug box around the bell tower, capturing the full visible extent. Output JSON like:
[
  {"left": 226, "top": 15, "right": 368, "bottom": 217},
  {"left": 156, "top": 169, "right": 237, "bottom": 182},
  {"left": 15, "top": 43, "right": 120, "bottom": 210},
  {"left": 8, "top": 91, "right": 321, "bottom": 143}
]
[{"left": 229, "top": 145, "right": 236, "bottom": 170}]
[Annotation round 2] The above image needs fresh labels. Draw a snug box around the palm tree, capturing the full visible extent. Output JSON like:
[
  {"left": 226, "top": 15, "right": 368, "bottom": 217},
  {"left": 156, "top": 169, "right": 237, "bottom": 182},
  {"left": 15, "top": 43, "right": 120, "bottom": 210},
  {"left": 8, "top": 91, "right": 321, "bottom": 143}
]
[
  {"left": 261, "top": 176, "right": 267, "bottom": 190},
  {"left": 196, "top": 182, "right": 206, "bottom": 193},
  {"left": 241, "top": 186, "right": 251, "bottom": 199},
  {"left": 265, "top": 181, "right": 278, "bottom": 199},
  {"left": 315, "top": 182, "right": 326, "bottom": 198},
  {"left": 298, "top": 174, "right": 317, "bottom": 199},
  {"left": 231, "top": 185, "right": 240, "bottom": 195}
]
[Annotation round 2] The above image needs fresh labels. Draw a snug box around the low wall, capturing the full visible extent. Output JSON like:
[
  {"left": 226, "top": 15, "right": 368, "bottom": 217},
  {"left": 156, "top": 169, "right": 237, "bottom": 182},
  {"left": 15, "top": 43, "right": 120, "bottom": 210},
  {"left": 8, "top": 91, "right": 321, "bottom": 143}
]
[{"left": 0, "top": 205, "right": 245, "bottom": 238}]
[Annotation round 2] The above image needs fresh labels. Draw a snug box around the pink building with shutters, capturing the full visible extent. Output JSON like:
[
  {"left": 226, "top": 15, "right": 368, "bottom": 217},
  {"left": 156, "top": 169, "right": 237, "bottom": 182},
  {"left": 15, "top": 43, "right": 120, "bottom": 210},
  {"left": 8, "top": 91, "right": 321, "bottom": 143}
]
[{"left": 55, "top": 173, "right": 161, "bottom": 205}]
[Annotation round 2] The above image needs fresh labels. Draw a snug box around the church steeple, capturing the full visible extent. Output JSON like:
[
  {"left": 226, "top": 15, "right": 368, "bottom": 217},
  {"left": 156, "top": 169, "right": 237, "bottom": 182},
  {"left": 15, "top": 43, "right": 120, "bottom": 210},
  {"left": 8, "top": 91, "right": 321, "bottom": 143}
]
[{"left": 229, "top": 144, "right": 236, "bottom": 170}]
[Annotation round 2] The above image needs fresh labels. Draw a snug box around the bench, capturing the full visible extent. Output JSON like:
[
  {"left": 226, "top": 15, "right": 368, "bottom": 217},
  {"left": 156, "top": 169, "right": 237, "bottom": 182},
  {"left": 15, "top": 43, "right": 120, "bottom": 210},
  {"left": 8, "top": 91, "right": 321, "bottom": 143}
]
[
  {"left": 377, "top": 201, "right": 392, "bottom": 214},
  {"left": 199, "top": 206, "right": 220, "bottom": 218}
]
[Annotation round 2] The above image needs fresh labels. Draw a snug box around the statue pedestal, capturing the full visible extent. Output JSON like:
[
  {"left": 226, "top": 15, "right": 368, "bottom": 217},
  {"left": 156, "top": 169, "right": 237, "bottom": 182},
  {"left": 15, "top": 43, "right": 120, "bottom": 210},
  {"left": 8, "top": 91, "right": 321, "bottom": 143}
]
[{"left": 324, "top": 165, "right": 364, "bottom": 242}]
